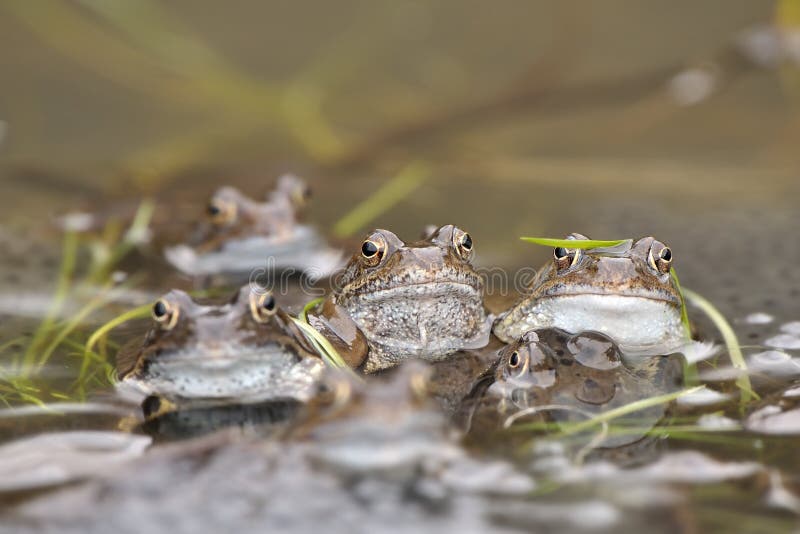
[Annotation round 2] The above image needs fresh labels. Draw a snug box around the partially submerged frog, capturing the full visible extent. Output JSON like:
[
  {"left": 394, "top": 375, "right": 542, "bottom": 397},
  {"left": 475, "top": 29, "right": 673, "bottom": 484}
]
[
  {"left": 490, "top": 328, "right": 684, "bottom": 447},
  {"left": 116, "top": 285, "right": 324, "bottom": 404},
  {"left": 293, "top": 361, "right": 460, "bottom": 473},
  {"left": 307, "top": 225, "right": 492, "bottom": 372},
  {"left": 494, "top": 234, "right": 686, "bottom": 354},
  {"left": 164, "top": 175, "right": 343, "bottom": 278}
]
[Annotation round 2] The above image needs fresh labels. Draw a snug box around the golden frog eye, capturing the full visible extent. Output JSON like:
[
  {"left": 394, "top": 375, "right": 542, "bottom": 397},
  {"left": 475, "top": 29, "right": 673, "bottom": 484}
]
[
  {"left": 452, "top": 228, "right": 473, "bottom": 259},
  {"left": 553, "top": 246, "right": 581, "bottom": 270},
  {"left": 360, "top": 233, "right": 387, "bottom": 267},
  {"left": 508, "top": 350, "right": 521, "bottom": 368},
  {"left": 648, "top": 243, "right": 673, "bottom": 274},
  {"left": 249, "top": 291, "right": 277, "bottom": 323},
  {"left": 206, "top": 197, "right": 237, "bottom": 225},
  {"left": 152, "top": 299, "right": 179, "bottom": 330}
]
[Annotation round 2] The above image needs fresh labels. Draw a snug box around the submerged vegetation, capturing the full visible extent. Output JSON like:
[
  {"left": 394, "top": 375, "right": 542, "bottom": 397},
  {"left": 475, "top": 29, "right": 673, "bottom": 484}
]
[{"left": 0, "top": 201, "right": 154, "bottom": 405}]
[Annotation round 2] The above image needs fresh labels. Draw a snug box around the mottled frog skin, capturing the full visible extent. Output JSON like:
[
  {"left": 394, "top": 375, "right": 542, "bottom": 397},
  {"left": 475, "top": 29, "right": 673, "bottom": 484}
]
[
  {"left": 307, "top": 225, "right": 492, "bottom": 372},
  {"left": 494, "top": 234, "right": 685, "bottom": 353},
  {"left": 117, "top": 285, "right": 323, "bottom": 404}
]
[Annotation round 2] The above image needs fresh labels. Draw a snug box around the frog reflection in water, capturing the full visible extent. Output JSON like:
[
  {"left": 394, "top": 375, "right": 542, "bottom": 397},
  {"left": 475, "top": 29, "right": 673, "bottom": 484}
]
[
  {"left": 490, "top": 328, "right": 683, "bottom": 447},
  {"left": 116, "top": 285, "right": 323, "bottom": 404},
  {"left": 307, "top": 225, "right": 492, "bottom": 373},
  {"left": 164, "top": 174, "right": 343, "bottom": 277},
  {"left": 494, "top": 234, "right": 685, "bottom": 354}
]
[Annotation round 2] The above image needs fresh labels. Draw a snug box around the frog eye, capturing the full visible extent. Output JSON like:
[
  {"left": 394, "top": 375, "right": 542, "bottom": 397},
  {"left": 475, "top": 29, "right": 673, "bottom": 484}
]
[
  {"left": 360, "top": 233, "right": 387, "bottom": 267},
  {"left": 508, "top": 350, "right": 521, "bottom": 368},
  {"left": 452, "top": 228, "right": 474, "bottom": 260},
  {"left": 249, "top": 291, "right": 278, "bottom": 323},
  {"left": 206, "top": 197, "right": 237, "bottom": 225},
  {"left": 553, "top": 246, "right": 581, "bottom": 270},
  {"left": 648, "top": 243, "right": 673, "bottom": 274},
  {"left": 152, "top": 299, "right": 179, "bottom": 330}
]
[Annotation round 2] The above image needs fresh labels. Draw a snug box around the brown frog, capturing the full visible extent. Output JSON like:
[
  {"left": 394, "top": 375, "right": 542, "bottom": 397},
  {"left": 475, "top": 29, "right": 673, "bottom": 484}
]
[
  {"left": 116, "top": 285, "right": 323, "bottom": 404},
  {"left": 307, "top": 225, "right": 492, "bottom": 373},
  {"left": 494, "top": 234, "right": 685, "bottom": 354},
  {"left": 164, "top": 175, "right": 343, "bottom": 277}
]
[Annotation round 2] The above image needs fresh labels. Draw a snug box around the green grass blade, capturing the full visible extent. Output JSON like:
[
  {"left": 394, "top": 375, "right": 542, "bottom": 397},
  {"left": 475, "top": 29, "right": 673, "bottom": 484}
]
[
  {"left": 682, "top": 287, "right": 755, "bottom": 405},
  {"left": 299, "top": 297, "right": 324, "bottom": 323},
  {"left": 81, "top": 303, "right": 152, "bottom": 382},
  {"left": 669, "top": 268, "right": 692, "bottom": 339},
  {"left": 520, "top": 237, "right": 630, "bottom": 249},
  {"left": 22, "top": 230, "right": 78, "bottom": 369},
  {"left": 332, "top": 161, "right": 429, "bottom": 238},
  {"left": 510, "top": 386, "right": 702, "bottom": 435},
  {"left": 36, "top": 288, "right": 112, "bottom": 369}
]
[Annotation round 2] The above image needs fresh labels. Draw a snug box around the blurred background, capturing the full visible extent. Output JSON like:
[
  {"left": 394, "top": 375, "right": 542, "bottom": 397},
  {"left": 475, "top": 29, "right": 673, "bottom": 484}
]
[{"left": 0, "top": 1, "right": 798, "bottom": 313}]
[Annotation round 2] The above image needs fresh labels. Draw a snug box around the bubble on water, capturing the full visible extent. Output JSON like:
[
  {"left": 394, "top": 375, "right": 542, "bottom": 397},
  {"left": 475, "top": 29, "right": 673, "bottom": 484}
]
[
  {"left": 558, "top": 451, "right": 761, "bottom": 485},
  {"left": 765, "top": 334, "right": 800, "bottom": 350},
  {"left": 748, "top": 350, "right": 800, "bottom": 377},
  {"left": 0, "top": 431, "right": 151, "bottom": 492},
  {"left": 766, "top": 469, "right": 800, "bottom": 514},
  {"left": 782, "top": 385, "right": 800, "bottom": 398},
  {"left": 439, "top": 457, "right": 536, "bottom": 495},
  {"left": 747, "top": 405, "right": 800, "bottom": 435},
  {"left": 675, "top": 385, "right": 731, "bottom": 407},
  {"left": 780, "top": 321, "right": 800, "bottom": 336},
  {"left": 744, "top": 312, "right": 774, "bottom": 325},
  {"left": 682, "top": 341, "right": 719, "bottom": 364},
  {"left": 697, "top": 413, "right": 740, "bottom": 430}
]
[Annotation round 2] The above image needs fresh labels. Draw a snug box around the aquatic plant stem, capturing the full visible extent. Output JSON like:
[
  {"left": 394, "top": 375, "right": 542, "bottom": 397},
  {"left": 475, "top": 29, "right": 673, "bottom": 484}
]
[
  {"left": 510, "top": 386, "right": 702, "bottom": 436},
  {"left": 669, "top": 268, "right": 692, "bottom": 339},
  {"left": 332, "top": 161, "right": 429, "bottom": 238},
  {"left": 22, "top": 230, "right": 78, "bottom": 370},
  {"left": 81, "top": 303, "right": 152, "bottom": 382},
  {"left": 682, "top": 287, "right": 755, "bottom": 405},
  {"left": 35, "top": 288, "right": 112, "bottom": 369}
]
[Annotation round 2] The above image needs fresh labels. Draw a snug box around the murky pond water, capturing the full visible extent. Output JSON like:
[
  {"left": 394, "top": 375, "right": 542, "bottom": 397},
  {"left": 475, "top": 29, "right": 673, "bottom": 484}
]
[{"left": 1, "top": 2, "right": 800, "bottom": 532}]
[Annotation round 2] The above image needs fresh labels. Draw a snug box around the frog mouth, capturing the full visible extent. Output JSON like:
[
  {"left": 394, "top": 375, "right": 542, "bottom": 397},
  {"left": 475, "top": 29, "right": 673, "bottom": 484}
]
[
  {"left": 541, "top": 287, "right": 681, "bottom": 307},
  {"left": 149, "top": 343, "right": 293, "bottom": 364},
  {"left": 354, "top": 280, "right": 482, "bottom": 303}
]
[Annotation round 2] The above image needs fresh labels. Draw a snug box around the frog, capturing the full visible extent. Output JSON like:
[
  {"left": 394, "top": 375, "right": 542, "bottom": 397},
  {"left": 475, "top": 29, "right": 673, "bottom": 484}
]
[
  {"left": 6, "top": 363, "right": 532, "bottom": 534},
  {"left": 494, "top": 234, "right": 686, "bottom": 354},
  {"left": 290, "top": 361, "right": 460, "bottom": 472},
  {"left": 306, "top": 224, "right": 493, "bottom": 373},
  {"left": 164, "top": 174, "right": 343, "bottom": 279},
  {"left": 116, "top": 284, "right": 324, "bottom": 405},
  {"left": 486, "top": 328, "right": 684, "bottom": 449}
]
